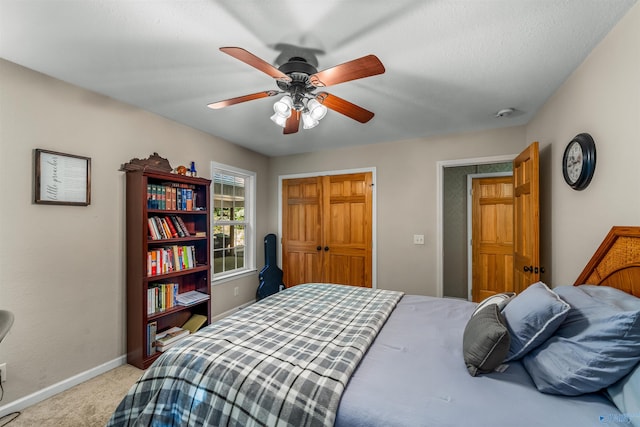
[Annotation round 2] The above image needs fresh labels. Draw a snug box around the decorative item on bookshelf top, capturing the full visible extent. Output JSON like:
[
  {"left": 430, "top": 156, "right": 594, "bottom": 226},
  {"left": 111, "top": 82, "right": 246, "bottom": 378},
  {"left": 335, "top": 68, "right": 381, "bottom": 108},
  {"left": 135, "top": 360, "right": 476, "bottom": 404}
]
[{"left": 120, "top": 152, "right": 172, "bottom": 173}]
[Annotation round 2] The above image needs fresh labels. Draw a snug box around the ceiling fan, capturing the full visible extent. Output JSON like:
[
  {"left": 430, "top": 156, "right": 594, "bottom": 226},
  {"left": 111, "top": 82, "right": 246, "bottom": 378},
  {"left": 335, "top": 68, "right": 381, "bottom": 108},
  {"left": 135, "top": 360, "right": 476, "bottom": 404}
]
[{"left": 207, "top": 47, "right": 385, "bottom": 134}]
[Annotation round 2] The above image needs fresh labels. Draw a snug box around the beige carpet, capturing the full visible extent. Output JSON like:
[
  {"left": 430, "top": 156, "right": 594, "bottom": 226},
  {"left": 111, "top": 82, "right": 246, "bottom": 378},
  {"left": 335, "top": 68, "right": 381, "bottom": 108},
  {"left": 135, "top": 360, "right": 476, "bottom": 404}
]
[{"left": 3, "top": 364, "right": 142, "bottom": 427}]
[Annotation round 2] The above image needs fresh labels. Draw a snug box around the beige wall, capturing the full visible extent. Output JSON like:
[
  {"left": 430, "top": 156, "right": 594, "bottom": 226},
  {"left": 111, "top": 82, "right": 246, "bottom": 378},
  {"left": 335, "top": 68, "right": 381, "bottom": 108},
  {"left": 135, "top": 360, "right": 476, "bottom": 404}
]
[
  {"left": 0, "top": 59, "right": 269, "bottom": 405},
  {"left": 268, "top": 126, "right": 526, "bottom": 296},
  {"left": 526, "top": 2, "right": 640, "bottom": 287},
  {"left": 1, "top": 0, "right": 638, "bottom": 413}
]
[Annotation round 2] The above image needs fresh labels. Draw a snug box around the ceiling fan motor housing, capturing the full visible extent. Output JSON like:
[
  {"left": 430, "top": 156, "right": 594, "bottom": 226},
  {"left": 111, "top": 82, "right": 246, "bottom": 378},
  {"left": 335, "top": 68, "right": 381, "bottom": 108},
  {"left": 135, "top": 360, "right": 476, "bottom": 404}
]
[{"left": 277, "top": 57, "right": 319, "bottom": 109}]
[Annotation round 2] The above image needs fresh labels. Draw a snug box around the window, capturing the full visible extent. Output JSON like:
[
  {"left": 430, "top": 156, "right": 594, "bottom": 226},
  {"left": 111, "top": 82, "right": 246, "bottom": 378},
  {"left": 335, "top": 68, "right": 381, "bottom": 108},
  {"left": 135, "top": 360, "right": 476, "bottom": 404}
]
[{"left": 211, "top": 162, "right": 255, "bottom": 280}]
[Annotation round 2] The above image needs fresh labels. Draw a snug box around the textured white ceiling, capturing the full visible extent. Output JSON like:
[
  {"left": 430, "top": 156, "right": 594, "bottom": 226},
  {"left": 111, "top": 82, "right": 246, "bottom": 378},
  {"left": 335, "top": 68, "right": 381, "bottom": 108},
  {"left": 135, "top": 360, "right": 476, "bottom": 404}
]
[{"left": 0, "top": 0, "right": 636, "bottom": 156}]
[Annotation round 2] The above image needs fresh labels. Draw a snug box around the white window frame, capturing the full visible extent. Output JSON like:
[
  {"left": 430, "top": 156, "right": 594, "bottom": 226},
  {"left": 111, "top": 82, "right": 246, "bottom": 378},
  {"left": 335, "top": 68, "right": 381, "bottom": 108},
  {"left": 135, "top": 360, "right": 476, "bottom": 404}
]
[{"left": 210, "top": 161, "right": 256, "bottom": 283}]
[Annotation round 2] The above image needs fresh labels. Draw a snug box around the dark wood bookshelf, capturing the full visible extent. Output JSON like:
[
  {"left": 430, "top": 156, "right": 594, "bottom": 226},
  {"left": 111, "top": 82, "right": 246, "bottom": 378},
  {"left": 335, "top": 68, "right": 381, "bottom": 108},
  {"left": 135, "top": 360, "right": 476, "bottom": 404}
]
[{"left": 125, "top": 170, "right": 211, "bottom": 369}]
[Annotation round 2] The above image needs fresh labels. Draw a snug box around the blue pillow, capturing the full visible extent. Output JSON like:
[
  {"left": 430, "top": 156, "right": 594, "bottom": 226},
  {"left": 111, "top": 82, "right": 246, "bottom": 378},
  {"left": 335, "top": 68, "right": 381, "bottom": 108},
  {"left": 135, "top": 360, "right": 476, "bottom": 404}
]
[
  {"left": 502, "top": 282, "right": 570, "bottom": 361},
  {"left": 523, "top": 285, "right": 640, "bottom": 396},
  {"left": 606, "top": 362, "right": 640, "bottom": 427}
]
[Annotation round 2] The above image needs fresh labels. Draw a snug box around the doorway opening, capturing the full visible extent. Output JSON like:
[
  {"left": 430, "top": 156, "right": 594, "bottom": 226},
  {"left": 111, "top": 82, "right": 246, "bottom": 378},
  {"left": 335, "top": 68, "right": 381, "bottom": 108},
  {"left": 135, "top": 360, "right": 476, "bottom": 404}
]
[
  {"left": 467, "top": 172, "right": 513, "bottom": 302},
  {"left": 436, "top": 155, "right": 515, "bottom": 298}
]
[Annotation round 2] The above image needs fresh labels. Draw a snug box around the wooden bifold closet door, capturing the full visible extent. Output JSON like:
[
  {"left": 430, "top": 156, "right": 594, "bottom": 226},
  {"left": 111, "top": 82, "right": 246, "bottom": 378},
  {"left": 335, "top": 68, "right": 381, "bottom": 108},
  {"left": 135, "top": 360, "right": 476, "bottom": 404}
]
[{"left": 282, "top": 172, "right": 373, "bottom": 288}]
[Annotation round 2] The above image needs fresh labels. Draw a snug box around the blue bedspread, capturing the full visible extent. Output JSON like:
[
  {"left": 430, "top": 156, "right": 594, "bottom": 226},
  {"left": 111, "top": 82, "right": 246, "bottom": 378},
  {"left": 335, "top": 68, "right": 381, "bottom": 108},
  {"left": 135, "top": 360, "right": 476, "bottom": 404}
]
[{"left": 336, "top": 295, "right": 627, "bottom": 427}]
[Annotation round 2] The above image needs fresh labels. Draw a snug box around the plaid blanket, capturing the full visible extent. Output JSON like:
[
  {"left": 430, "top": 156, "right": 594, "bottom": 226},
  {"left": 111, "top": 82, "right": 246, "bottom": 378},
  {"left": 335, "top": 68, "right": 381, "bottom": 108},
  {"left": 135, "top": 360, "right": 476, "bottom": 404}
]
[{"left": 108, "top": 283, "right": 403, "bottom": 427}]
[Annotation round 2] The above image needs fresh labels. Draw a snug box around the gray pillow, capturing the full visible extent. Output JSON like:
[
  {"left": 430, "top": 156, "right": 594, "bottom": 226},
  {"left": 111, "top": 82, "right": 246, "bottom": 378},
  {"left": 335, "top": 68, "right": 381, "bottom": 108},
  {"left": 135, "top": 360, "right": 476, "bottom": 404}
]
[{"left": 463, "top": 304, "right": 511, "bottom": 376}]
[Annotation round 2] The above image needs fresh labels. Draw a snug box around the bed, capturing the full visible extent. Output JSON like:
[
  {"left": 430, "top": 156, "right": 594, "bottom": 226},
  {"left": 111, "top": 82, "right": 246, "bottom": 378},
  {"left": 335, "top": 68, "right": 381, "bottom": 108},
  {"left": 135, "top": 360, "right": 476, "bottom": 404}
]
[{"left": 108, "top": 226, "right": 640, "bottom": 426}]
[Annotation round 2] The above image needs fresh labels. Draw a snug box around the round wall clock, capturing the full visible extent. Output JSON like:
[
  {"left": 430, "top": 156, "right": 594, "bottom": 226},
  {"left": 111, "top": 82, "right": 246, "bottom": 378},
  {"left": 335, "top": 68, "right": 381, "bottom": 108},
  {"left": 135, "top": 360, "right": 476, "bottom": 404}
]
[{"left": 562, "top": 133, "right": 596, "bottom": 191}]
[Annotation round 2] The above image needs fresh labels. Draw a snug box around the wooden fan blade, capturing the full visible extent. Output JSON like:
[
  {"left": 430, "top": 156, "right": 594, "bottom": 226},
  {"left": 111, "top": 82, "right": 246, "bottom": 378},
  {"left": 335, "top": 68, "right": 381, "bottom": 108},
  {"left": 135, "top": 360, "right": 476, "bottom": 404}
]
[
  {"left": 284, "top": 110, "right": 300, "bottom": 134},
  {"left": 315, "top": 92, "right": 374, "bottom": 123},
  {"left": 220, "top": 47, "right": 291, "bottom": 82},
  {"left": 309, "top": 55, "right": 385, "bottom": 87},
  {"left": 207, "top": 90, "right": 279, "bottom": 109}
]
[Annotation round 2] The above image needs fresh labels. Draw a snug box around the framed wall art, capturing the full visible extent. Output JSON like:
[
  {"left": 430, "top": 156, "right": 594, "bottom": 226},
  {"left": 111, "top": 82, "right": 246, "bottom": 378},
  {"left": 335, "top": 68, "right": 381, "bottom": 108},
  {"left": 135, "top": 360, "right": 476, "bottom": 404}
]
[{"left": 35, "top": 149, "right": 91, "bottom": 206}]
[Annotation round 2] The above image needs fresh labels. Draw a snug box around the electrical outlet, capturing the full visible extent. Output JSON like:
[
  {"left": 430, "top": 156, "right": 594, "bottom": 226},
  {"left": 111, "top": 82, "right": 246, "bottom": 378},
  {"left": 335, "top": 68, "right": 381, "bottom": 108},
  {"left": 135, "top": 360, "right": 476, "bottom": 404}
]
[
  {"left": 413, "top": 234, "right": 425, "bottom": 245},
  {"left": 0, "top": 363, "right": 6, "bottom": 382}
]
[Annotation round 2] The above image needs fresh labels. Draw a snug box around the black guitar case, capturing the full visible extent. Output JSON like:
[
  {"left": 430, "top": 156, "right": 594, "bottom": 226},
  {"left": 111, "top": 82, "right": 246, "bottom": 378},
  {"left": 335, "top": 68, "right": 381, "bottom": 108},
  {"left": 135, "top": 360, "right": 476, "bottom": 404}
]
[{"left": 257, "top": 233, "right": 285, "bottom": 300}]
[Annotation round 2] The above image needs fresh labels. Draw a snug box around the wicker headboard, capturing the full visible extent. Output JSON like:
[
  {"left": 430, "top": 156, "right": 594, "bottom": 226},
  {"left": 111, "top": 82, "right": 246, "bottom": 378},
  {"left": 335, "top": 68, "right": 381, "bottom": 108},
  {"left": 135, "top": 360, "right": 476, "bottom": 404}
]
[{"left": 574, "top": 226, "right": 640, "bottom": 297}]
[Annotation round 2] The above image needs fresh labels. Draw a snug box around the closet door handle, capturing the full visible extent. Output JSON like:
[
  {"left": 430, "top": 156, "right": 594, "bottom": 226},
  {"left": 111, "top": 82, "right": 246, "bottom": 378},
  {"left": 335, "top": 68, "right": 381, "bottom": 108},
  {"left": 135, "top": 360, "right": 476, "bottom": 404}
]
[
  {"left": 324, "top": 246, "right": 329, "bottom": 252},
  {"left": 523, "top": 265, "right": 533, "bottom": 272},
  {"left": 316, "top": 246, "right": 322, "bottom": 251}
]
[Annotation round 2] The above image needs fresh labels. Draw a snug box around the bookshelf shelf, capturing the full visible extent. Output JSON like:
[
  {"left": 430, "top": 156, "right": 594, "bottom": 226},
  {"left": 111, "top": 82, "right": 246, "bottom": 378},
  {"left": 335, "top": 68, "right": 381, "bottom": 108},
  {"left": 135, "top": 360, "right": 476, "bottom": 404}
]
[
  {"left": 126, "top": 170, "right": 212, "bottom": 369},
  {"left": 147, "top": 236, "right": 207, "bottom": 245},
  {"left": 147, "top": 298, "right": 210, "bottom": 322},
  {"left": 145, "top": 264, "right": 209, "bottom": 280}
]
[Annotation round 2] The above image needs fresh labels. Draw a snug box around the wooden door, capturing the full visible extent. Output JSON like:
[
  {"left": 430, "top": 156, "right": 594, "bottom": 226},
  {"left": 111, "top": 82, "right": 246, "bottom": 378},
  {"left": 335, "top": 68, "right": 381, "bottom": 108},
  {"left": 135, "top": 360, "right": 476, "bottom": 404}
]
[
  {"left": 513, "top": 141, "right": 540, "bottom": 293},
  {"left": 471, "top": 176, "right": 514, "bottom": 302},
  {"left": 323, "top": 173, "right": 373, "bottom": 287},
  {"left": 281, "top": 177, "right": 323, "bottom": 287},
  {"left": 282, "top": 172, "right": 373, "bottom": 288}
]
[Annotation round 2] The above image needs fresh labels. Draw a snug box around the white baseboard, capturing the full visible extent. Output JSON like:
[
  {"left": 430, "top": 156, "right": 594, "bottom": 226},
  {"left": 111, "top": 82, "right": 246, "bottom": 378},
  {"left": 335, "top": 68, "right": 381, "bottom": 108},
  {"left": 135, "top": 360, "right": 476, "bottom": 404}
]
[
  {"left": 0, "top": 302, "right": 255, "bottom": 418},
  {"left": 211, "top": 300, "right": 255, "bottom": 323},
  {"left": 0, "top": 355, "right": 126, "bottom": 418}
]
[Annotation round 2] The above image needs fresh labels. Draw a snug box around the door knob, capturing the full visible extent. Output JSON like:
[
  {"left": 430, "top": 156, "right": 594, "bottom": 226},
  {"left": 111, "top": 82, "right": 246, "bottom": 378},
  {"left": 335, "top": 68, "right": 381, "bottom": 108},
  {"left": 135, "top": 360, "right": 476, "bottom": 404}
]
[
  {"left": 324, "top": 246, "right": 329, "bottom": 251},
  {"left": 523, "top": 265, "right": 533, "bottom": 272},
  {"left": 316, "top": 246, "right": 322, "bottom": 251}
]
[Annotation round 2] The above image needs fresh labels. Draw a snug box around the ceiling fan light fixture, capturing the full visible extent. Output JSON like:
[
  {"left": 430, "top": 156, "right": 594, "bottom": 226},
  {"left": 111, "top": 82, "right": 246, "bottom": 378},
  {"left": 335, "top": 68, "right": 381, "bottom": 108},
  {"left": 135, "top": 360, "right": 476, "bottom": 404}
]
[
  {"left": 273, "top": 95, "right": 293, "bottom": 116},
  {"left": 307, "top": 99, "right": 328, "bottom": 121},
  {"left": 270, "top": 112, "right": 288, "bottom": 127},
  {"left": 301, "top": 112, "right": 320, "bottom": 129}
]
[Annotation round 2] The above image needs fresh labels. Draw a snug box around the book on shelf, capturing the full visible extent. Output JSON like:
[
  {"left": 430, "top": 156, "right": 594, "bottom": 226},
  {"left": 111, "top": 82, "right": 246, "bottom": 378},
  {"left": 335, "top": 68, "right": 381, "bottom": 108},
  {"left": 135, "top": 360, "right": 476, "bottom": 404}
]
[
  {"left": 148, "top": 215, "right": 200, "bottom": 241},
  {"left": 181, "top": 314, "right": 207, "bottom": 334},
  {"left": 151, "top": 217, "right": 167, "bottom": 239},
  {"left": 147, "top": 321, "right": 157, "bottom": 356},
  {"left": 164, "top": 216, "right": 179, "bottom": 238},
  {"left": 176, "top": 290, "right": 209, "bottom": 306},
  {"left": 155, "top": 326, "right": 189, "bottom": 348},
  {"left": 147, "top": 245, "right": 196, "bottom": 276},
  {"left": 147, "top": 183, "right": 196, "bottom": 211},
  {"left": 160, "top": 186, "right": 166, "bottom": 209},
  {"left": 156, "top": 339, "right": 181, "bottom": 353},
  {"left": 169, "top": 216, "right": 186, "bottom": 237},
  {"left": 167, "top": 187, "right": 176, "bottom": 211},
  {"left": 148, "top": 283, "right": 179, "bottom": 314},
  {"left": 159, "top": 218, "right": 172, "bottom": 239},
  {"left": 175, "top": 216, "right": 191, "bottom": 236},
  {"left": 147, "top": 218, "right": 159, "bottom": 240},
  {"left": 147, "top": 184, "right": 155, "bottom": 209},
  {"left": 185, "top": 189, "right": 193, "bottom": 211}
]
